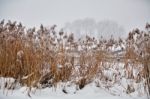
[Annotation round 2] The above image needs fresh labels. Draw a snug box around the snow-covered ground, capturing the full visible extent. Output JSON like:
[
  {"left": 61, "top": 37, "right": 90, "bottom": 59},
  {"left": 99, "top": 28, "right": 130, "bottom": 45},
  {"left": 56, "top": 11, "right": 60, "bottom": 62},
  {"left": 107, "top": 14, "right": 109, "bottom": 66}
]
[
  {"left": 0, "top": 83, "right": 147, "bottom": 99},
  {"left": 0, "top": 62, "right": 148, "bottom": 99},
  {"left": 0, "top": 75, "right": 147, "bottom": 99}
]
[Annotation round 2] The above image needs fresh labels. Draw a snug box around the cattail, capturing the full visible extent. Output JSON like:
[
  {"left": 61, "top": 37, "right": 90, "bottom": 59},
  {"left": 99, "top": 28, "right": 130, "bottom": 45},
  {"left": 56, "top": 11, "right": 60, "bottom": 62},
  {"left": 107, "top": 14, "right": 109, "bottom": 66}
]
[
  {"left": 8, "top": 20, "right": 11, "bottom": 25},
  {"left": 128, "top": 32, "right": 133, "bottom": 40},
  {"left": 59, "top": 28, "right": 64, "bottom": 36},
  {"left": 40, "top": 24, "right": 44, "bottom": 31},
  {"left": 134, "top": 28, "right": 140, "bottom": 34},
  {"left": 145, "top": 23, "right": 150, "bottom": 29},
  {"left": 67, "top": 33, "right": 74, "bottom": 43},
  {"left": 0, "top": 19, "right": 4, "bottom": 25},
  {"left": 51, "top": 24, "right": 57, "bottom": 30},
  {"left": 12, "top": 21, "right": 16, "bottom": 26},
  {"left": 18, "top": 22, "right": 22, "bottom": 28}
]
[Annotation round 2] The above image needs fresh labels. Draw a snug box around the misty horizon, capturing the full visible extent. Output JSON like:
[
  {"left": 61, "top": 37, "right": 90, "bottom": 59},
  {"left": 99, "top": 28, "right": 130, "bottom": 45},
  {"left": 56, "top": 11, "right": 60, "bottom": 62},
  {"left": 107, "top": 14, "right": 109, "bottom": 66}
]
[{"left": 0, "top": 0, "right": 150, "bottom": 38}]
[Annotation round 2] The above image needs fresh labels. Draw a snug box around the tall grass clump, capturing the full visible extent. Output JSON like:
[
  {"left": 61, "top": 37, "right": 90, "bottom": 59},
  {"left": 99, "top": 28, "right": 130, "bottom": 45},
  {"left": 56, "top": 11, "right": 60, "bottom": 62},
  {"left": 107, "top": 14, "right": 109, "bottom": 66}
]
[{"left": 0, "top": 19, "right": 149, "bottom": 98}]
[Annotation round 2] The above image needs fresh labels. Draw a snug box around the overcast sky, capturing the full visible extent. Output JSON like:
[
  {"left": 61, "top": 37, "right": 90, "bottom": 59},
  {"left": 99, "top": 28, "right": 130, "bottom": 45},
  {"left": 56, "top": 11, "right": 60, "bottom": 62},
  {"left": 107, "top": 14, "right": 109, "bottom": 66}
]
[{"left": 0, "top": 0, "right": 150, "bottom": 32}]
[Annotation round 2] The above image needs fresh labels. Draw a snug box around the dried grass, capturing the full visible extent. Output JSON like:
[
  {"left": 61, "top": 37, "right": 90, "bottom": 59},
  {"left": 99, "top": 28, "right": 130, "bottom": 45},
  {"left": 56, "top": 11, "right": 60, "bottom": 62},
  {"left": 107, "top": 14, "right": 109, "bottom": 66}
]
[{"left": 0, "top": 20, "right": 149, "bottom": 98}]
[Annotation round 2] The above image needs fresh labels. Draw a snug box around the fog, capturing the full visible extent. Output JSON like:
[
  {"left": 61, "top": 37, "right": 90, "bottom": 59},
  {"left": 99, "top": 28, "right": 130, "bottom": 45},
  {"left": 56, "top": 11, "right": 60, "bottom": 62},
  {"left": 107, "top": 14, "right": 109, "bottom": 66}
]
[
  {"left": 0, "top": 0, "right": 150, "bottom": 38},
  {"left": 64, "top": 18, "right": 125, "bottom": 39}
]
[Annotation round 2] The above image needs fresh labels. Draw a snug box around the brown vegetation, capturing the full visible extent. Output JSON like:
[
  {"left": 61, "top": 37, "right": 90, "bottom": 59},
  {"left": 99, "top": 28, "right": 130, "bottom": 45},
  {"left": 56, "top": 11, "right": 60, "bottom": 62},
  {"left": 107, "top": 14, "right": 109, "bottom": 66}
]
[{"left": 0, "top": 20, "right": 149, "bottom": 97}]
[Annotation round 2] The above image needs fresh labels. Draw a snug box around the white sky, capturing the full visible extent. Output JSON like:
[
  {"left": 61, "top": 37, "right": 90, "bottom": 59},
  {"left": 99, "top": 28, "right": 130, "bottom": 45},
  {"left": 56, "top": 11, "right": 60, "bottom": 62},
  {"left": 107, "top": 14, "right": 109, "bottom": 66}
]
[{"left": 0, "top": 0, "right": 150, "bottom": 31}]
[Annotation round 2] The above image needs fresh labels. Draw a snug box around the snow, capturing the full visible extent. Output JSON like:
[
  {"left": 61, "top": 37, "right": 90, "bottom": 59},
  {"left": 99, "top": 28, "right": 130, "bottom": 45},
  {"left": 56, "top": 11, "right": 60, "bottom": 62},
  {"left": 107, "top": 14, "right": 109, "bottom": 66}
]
[
  {"left": 0, "top": 62, "right": 148, "bottom": 99},
  {"left": 0, "top": 81, "right": 147, "bottom": 99}
]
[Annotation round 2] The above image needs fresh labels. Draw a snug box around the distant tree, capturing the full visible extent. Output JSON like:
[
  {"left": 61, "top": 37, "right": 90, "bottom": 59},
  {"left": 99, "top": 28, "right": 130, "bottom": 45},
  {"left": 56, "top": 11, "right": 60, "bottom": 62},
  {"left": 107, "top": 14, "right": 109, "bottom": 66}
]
[
  {"left": 64, "top": 18, "right": 96, "bottom": 39},
  {"left": 64, "top": 18, "right": 125, "bottom": 39},
  {"left": 96, "top": 20, "right": 125, "bottom": 39}
]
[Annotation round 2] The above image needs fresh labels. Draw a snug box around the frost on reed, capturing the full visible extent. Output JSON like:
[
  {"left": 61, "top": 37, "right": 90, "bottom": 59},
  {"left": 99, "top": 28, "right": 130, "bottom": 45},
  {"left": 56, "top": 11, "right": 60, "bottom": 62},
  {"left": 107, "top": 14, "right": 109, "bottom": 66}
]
[{"left": 0, "top": 20, "right": 149, "bottom": 98}]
